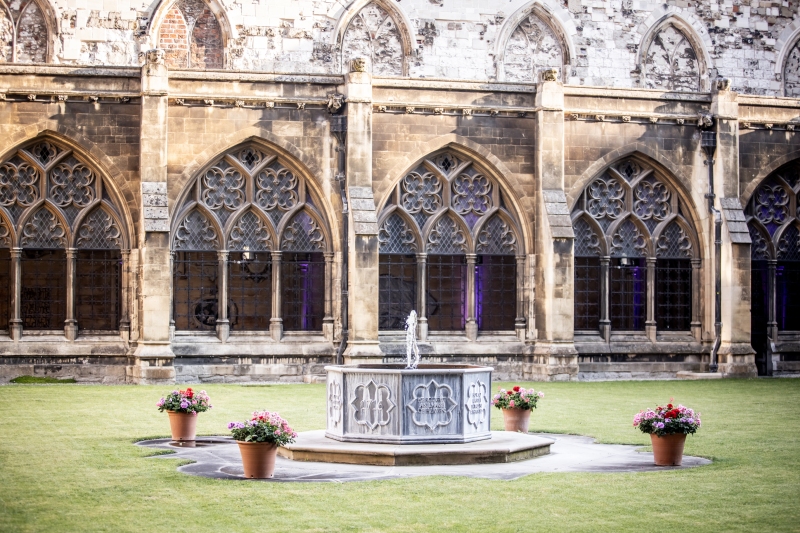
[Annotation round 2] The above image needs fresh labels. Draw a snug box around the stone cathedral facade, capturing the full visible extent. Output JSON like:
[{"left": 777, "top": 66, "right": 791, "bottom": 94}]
[{"left": 1, "top": 0, "right": 800, "bottom": 383}]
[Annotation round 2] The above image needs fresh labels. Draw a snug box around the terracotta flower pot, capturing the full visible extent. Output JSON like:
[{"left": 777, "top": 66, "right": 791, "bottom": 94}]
[
  {"left": 167, "top": 410, "right": 198, "bottom": 441},
  {"left": 502, "top": 407, "right": 532, "bottom": 433},
  {"left": 237, "top": 441, "right": 279, "bottom": 479},
  {"left": 650, "top": 433, "right": 687, "bottom": 466}
]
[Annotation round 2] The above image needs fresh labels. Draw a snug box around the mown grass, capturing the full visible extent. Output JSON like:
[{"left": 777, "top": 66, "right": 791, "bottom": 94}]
[
  {"left": 9, "top": 375, "right": 76, "bottom": 384},
  {"left": 0, "top": 379, "right": 798, "bottom": 533}
]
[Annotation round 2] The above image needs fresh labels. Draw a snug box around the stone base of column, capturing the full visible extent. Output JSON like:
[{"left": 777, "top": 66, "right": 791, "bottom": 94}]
[
  {"left": 417, "top": 319, "right": 428, "bottom": 341},
  {"left": 65, "top": 320, "right": 78, "bottom": 341},
  {"left": 270, "top": 319, "right": 283, "bottom": 342},
  {"left": 465, "top": 321, "right": 478, "bottom": 341},
  {"left": 530, "top": 341, "right": 579, "bottom": 381},
  {"left": 717, "top": 342, "right": 757, "bottom": 377},
  {"left": 128, "top": 342, "right": 176, "bottom": 384},
  {"left": 645, "top": 323, "right": 656, "bottom": 342},
  {"left": 323, "top": 317, "right": 334, "bottom": 342},
  {"left": 343, "top": 340, "right": 383, "bottom": 365},
  {"left": 600, "top": 322, "right": 611, "bottom": 342},
  {"left": 216, "top": 320, "right": 230, "bottom": 343},
  {"left": 9, "top": 320, "right": 22, "bottom": 341},
  {"left": 119, "top": 320, "right": 130, "bottom": 342}
]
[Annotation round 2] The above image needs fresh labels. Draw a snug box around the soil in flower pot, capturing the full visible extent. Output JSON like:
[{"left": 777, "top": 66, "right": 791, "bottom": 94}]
[
  {"left": 502, "top": 407, "right": 531, "bottom": 433},
  {"left": 650, "top": 433, "right": 687, "bottom": 466},
  {"left": 237, "top": 441, "right": 279, "bottom": 479},
  {"left": 167, "top": 410, "right": 198, "bottom": 441}
]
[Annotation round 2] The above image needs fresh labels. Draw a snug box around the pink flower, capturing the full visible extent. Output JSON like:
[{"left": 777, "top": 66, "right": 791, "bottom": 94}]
[{"left": 509, "top": 400, "right": 515, "bottom": 408}]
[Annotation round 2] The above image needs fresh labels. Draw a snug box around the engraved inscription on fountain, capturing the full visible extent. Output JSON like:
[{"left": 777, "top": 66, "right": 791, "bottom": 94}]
[
  {"left": 407, "top": 380, "right": 458, "bottom": 430},
  {"left": 350, "top": 380, "right": 395, "bottom": 430},
  {"left": 465, "top": 380, "right": 489, "bottom": 429},
  {"left": 328, "top": 380, "right": 342, "bottom": 428}
]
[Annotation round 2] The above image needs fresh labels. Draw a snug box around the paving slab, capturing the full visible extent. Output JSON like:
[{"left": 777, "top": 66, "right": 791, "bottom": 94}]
[{"left": 136, "top": 432, "right": 711, "bottom": 482}]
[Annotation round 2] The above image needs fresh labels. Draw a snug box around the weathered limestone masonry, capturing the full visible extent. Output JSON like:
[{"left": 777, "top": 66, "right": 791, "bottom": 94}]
[{"left": 3, "top": 0, "right": 800, "bottom": 383}]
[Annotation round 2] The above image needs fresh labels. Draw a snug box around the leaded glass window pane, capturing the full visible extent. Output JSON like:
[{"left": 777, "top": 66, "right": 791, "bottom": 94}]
[
  {"left": 173, "top": 251, "right": 218, "bottom": 331},
  {"left": 610, "top": 257, "right": 646, "bottom": 331},
  {"left": 476, "top": 255, "right": 516, "bottom": 330},
  {"left": 228, "top": 252, "right": 272, "bottom": 331},
  {"left": 76, "top": 250, "right": 121, "bottom": 331},
  {"left": 21, "top": 249, "right": 66, "bottom": 330},
  {"left": 427, "top": 255, "right": 465, "bottom": 331},
  {"left": 379, "top": 254, "right": 416, "bottom": 330},
  {"left": 574, "top": 256, "right": 601, "bottom": 331},
  {"left": 655, "top": 258, "right": 691, "bottom": 331},
  {"left": 281, "top": 252, "right": 325, "bottom": 332}
]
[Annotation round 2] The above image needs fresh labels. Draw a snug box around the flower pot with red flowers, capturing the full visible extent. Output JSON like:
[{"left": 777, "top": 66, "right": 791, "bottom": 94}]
[
  {"left": 157, "top": 388, "right": 212, "bottom": 441},
  {"left": 633, "top": 401, "right": 701, "bottom": 466},
  {"left": 228, "top": 410, "right": 298, "bottom": 479},
  {"left": 491, "top": 385, "right": 544, "bottom": 433}
]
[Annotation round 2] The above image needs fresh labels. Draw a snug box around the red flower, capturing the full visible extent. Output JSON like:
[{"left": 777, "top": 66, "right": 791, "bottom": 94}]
[
  {"left": 507, "top": 391, "right": 513, "bottom": 395},
  {"left": 667, "top": 403, "right": 673, "bottom": 409},
  {"left": 186, "top": 387, "right": 194, "bottom": 399},
  {"left": 513, "top": 386, "right": 520, "bottom": 392}
]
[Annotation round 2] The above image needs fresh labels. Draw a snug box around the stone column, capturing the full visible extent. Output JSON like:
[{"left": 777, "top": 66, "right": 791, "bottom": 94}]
[
  {"left": 691, "top": 258, "right": 702, "bottom": 340},
  {"left": 120, "top": 249, "right": 130, "bottom": 342},
  {"left": 270, "top": 251, "right": 282, "bottom": 341},
  {"left": 129, "top": 49, "right": 175, "bottom": 384},
  {"left": 600, "top": 256, "right": 610, "bottom": 341},
  {"left": 64, "top": 248, "right": 78, "bottom": 341},
  {"left": 416, "top": 253, "right": 428, "bottom": 341},
  {"left": 531, "top": 71, "right": 578, "bottom": 381},
  {"left": 465, "top": 253, "right": 477, "bottom": 340},
  {"left": 342, "top": 59, "right": 382, "bottom": 363},
  {"left": 646, "top": 257, "right": 657, "bottom": 342},
  {"left": 323, "top": 251, "right": 334, "bottom": 341},
  {"left": 216, "top": 251, "right": 229, "bottom": 342},
  {"left": 711, "top": 83, "right": 757, "bottom": 376},
  {"left": 767, "top": 259, "right": 778, "bottom": 342},
  {"left": 9, "top": 247, "right": 21, "bottom": 340}
]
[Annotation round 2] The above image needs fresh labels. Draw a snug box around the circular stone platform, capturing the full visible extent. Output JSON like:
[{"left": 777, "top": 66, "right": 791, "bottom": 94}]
[{"left": 279, "top": 430, "right": 553, "bottom": 466}]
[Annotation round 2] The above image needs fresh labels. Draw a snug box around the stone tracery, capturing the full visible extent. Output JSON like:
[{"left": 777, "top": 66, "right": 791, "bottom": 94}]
[
  {"left": 341, "top": 2, "right": 404, "bottom": 76},
  {"left": 502, "top": 12, "right": 563, "bottom": 82},
  {"left": 0, "top": 0, "right": 48, "bottom": 63},
  {"left": 643, "top": 23, "right": 701, "bottom": 92}
]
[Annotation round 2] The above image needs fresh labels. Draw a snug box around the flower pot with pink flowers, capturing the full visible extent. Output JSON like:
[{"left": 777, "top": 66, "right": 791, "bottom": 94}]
[
  {"left": 633, "top": 401, "right": 701, "bottom": 466},
  {"left": 228, "top": 410, "right": 298, "bottom": 479},
  {"left": 157, "top": 388, "right": 212, "bottom": 441},
  {"left": 491, "top": 385, "right": 544, "bottom": 433}
]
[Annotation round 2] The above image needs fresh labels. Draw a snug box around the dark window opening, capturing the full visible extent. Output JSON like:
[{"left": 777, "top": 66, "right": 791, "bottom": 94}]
[
  {"left": 427, "top": 254, "right": 465, "bottom": 331},
  {"left": 476, "top": 255, "right": 516, "bottom": 330},
  {"left": 574, "top": 256, "right": 601, "bottom": 331},
  {"left": 76, "top": 250, "right": 121, "bottom": 331},
  {"left": 610, "top": 257, "right": 647, "bottom": 331},
  {"left": 777, "top": 261, "right": 800, "bottom": 331},
  {"left": 379, "top": 254, "right": 416, "bottom": 330},
  {"left": 228, "top": 252, "right": 272, "bottom": 331},
  {"left": 0, "top": 249, "right": 10, "bottom": 330},
  {"left": 282, "top": 252, "right": 325, "bottom": 332},
  {"left": 655, "top": 258, "right": 692, "bottom": 331},
  {"left": 173, "top": 251, "right": 218, "bottom": 331},
  {"left": 21, "top": 249, "right": 66, "bottom": 330}
]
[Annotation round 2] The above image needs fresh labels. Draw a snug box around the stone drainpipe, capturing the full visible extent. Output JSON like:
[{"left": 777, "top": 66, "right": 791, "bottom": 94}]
[
  {"left": 701, "top": 127, "right": 721, "bottom": 373},
  {"left": 330, "top": 112, "right": 348, "bottom": 365}
]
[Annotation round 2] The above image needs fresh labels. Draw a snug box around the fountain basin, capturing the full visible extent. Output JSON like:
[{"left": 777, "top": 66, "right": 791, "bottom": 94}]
[{"left": 325, "top": 364, "right": 493, "bottom": 444}]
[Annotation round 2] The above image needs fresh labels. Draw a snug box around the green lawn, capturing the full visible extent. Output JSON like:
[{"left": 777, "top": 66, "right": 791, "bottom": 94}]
[{"left": 0, "top": 379, "right": 798, "bottom": 533}]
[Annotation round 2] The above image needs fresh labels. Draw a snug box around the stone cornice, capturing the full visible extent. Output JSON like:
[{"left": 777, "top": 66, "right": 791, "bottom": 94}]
[
  {"left": 167, "top": 70, "right": 343, "bottom": 85},
  {"left": 563, "top": 85, "right": 713, "bottom": 102},
  {"left": 372, "top": 76, "right": 538, "bottom": 94}
]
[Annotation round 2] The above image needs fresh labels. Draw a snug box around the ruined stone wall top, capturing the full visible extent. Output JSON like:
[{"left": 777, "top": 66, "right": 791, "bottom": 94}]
[{"left": 7, "top": 0, "right": 800, "bottom": 96}]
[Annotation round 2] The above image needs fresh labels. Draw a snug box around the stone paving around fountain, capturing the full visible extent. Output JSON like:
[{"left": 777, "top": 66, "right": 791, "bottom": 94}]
[{"left": 136, "top": 432, "right": 711, "bottom": 483}]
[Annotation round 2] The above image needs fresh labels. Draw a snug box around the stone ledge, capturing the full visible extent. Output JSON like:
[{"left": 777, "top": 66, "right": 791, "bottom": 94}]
[{"left": 676, "top": 371, "right": 724, "bottom": 380}]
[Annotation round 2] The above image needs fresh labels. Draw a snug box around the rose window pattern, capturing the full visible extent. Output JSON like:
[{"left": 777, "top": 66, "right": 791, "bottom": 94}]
[{"left": 0, "top": 139, "right": 126, "bottom": 250}]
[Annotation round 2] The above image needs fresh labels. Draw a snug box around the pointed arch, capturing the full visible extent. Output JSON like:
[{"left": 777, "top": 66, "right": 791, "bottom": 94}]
[
  {"left": 776, "top": 22, "right": 800, "bottom": 97},
  {"left": 280, "top": 208, "right": 329, "bottom": 253},
  {"left": 473, "top": 210, "right": 520, "bottom": 256},
  {"left": 72, "top": 203, "right": 125, "bottom": 249},
  {"left": 571, "top": 213, "right": 606, "bottom": 257},
  {"left": 171, "top": 204, "right": 222, "bottom": 251},
  {"left": 637, "top": 13, "right": 711, "bottom": 92},
  {"left": 377, "top": 208, "right": 420, "bottom": 254},
  {"left": 225, "top": 206, "right": 275, "bottom": 252},
  {"left": 151, "top": 0, "right": 229, "bottom": 69},
  {"left": 0, "top": 208, "right": 14, "bottom": 247},
  {"left": 0, "top": 0, "right": 55, "bottom": 64},
  {"left": 336, "top": 0, "right": 412, "bottom": 76},
  {"left": 424, "top": 210, "right": 471, "bottom": 254},
  {"left": 19, "top": 203, "right": 68, "bottom": 248},
  {"left": 494, "top": 0, "right": 575, "bottom": 83},
  {"left": 654, "top": 217, "right": 698, "bottom": 260}
]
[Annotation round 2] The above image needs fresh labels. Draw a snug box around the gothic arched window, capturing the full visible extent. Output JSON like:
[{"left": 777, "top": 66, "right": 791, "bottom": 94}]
[
  {"left": 158, "top": 0, "right": 224, "bottom": 69},
  {"left": 0, "top": 139, "right": 127, "bottom": 338},
  {"left": 572, "top": 158, "right": 700, "bottom": 339},
  {"left": 171, "top": 144, "right": 331, "bottom": 340},
  {"left": 377, "top": 151, "right": 523, "bottom": 340},
  {"left": 341, "top": 2, "right": 404, "bottom": 76},
  {"left": 0, "top": 0, "right": 48, "bottom": 63},
  {"left": 642, "top": 23, "right": 701, "bottom": 92},
  {"left": 502, "top": 12, "right": 564, "bottom": 83}
]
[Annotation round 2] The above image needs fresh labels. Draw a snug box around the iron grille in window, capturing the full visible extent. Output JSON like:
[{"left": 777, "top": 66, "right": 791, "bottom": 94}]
[
  {"left": 655, "top": 258, "right": 692, "bottom": 331},
  {"left": 776, "top": 262, "right": 800, "bottom": 330},
  {"left": 281, "top": 252, "right": 325, "bottom": 331},
  {"left": 228, "top": 211, "right": 272, "bottom": 251},
  {"left": 174, "top": 210, "right": 219, "bottom": 251},
  {"left": 573, "top": 218, "right": 602, "bottom": 256},
  {"left": 281, "top": 212, "right": 325, "bottom": 252},
  {"left": 427, "top": 215, "right": 467, "bottom": 254},
  {"left": 173, "top": 251, "right": 219, "bottom": 331},
  {"left": 379, "top": 214, "right": 417, "bottom": 254},
  {"left": 610, "top": 257, "right": 646, "bottom": 330},
  {"left": 228, "top": 252, "right": 272, "bottom": 331},
  {"left": 76, "top": 250, "right": 121, "bottom": 331},
  {"left": 379, "top": 254, "right": 417, "bottom": 330},
  {"left": 21, "top": 249, "right": 66, "bottom": 329},
  {"left": 476, "top": 255, "right": 516, "bottom": 330},
  {"left": 751, "top": 260, "right": 770, "bottom": 376},
  {"left": 0, "top": 249, "right": 9, "bottom": 330},
  {"left": 76, "top": 209, "right": 122, "bottom": 249},
  {"left": 574, "top": 256, "right": 601, "bottom": 331},
  {"left": 777, "top": 225, "right": 800, "bottom": 261},
  {"left": 20, "top": 207, "right": 67, "bottom": 248},
  {"left": 427, "top": 255, "right": 465, "bottom": 331},
  {"left": 656, "top": 221, "right": 693, "bottom": 258},
  {"left": 475, "top": 216, "right": 517, "bottom": 255}
]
